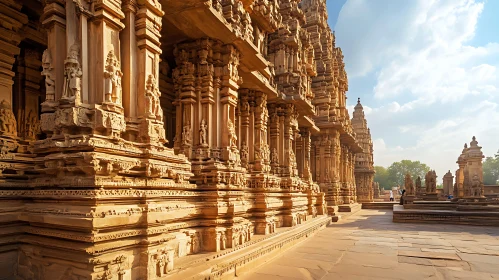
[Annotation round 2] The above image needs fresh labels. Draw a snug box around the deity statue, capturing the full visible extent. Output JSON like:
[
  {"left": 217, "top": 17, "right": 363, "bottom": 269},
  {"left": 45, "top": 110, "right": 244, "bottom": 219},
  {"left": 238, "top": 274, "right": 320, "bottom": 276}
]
[
  {"left": 228, "top": 119, "right": 237, "bottom": 147},
  {"left": 24, "top": 110, "right": 40, "bottom": 140},
  {"left": 145, "top": 75, "right": 163, "bottom": 121},
  {"left": 61, "top": 43, "right": 82, "bottom": 105},
  {"left": 182, "top": 122, "right": 191, "bottom": 145},
  {"left": 470, "top": 173, "right": 483, "bottom": 197},
  {"left": 41, "top": 49, "right": 55, "bottom": 102},
  {"left": 0, "top": 100, "right": 17, "bottom": 137},
  {"left": 199, "top": 119, "right": 207, "bottom": 145},
  {"left": 240, "top": 141, "right": 248, "bottom": 161},
  {"left": 104, "top": 50, "right": 123, "bottom": 105},
  {"left": 271, "top": 148, "right": 279, "bottom": 164}
]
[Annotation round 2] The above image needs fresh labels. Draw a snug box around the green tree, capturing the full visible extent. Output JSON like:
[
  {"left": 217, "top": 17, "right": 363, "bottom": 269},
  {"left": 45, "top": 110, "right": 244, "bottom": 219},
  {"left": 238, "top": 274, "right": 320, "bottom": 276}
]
[
  {"left": 386, "top": 160, "right": 431, "bottom": 188},
  {"left": 374, "top": 166, "right": 390, "bottom": 189},
  {"left": 483, "top": 150, "right": 499, "bottom": 185}
]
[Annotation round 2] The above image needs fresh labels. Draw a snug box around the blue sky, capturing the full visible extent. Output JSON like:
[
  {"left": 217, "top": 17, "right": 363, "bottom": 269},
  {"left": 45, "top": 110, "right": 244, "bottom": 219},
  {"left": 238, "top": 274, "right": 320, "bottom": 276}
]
[{"left": 328, "top": 0, "right": 499, "bottom": 178}]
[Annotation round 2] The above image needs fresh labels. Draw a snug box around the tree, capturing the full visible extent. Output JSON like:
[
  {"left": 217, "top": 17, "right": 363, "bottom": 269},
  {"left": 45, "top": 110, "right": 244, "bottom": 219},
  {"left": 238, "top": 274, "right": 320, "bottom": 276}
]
[
  {"left": 483, "top": 150, "right": 499, "bottom": 185},
  {"left": 386, "top": 160, "right": 431, "bottom": 188},
  {"left": 374, "top": 166, "right": 390, "bottom": 189}
]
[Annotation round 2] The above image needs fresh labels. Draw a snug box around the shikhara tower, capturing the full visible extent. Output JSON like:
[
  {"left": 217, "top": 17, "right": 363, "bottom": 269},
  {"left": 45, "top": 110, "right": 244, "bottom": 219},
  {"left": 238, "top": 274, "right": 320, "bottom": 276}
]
[{"left": 352, "top": 98, "right": 375, "bottom": 202}]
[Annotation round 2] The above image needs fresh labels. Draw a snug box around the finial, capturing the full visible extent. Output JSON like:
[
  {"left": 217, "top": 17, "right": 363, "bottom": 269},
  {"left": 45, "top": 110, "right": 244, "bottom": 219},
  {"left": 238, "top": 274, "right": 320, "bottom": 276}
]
[
  {"left": 472, "top": 136, "right": 476, "bottom": 141},
  {"left": 357, "top": 97, "right": 360, "bottom": 104}
]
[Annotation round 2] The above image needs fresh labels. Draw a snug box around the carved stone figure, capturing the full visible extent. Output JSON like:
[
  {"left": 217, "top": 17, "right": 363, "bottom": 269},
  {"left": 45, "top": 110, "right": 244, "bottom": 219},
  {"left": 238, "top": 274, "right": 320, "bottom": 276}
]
[
  {"left": 0, "top": 100, "right": 17, "bottom": 137},
  {"left": 145, "top": 75, "right": 163, "bottom": 121},
  {"left": 24, "top": 110, "right": 40, "bottom": 140},
  {"left": 271, "top": 148, "right": 279, "bottom": 164},
  {"left": 240, "top": 141, "right": 248, "bottom": 161},
  {"left": 470, "top": 173, "right": 483, "bottom": 197},
  {"left": 41, "top": 49, "right": 55, "bottom": 102},
  {"left": 182, "top": 122, "right": 191, "bottom": 145},
  {"left": 199, "top": 119, "right": 207, "bottom": 145},
  {"left": 228, "top": 119, "right": 237, "bottom": 148},
  {"left": 104, "top": 50, "right": 123, "bottom": 105},
  {"left": 61, "top": 43, "right": 82, "bottom": 104}
]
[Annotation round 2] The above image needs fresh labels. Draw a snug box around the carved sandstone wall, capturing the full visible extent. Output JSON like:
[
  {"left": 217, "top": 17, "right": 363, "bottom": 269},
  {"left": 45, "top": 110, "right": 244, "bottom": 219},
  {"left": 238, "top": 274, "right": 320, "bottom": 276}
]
[{"left": 0, "top": 0, "right": 366, "bottom": 279}]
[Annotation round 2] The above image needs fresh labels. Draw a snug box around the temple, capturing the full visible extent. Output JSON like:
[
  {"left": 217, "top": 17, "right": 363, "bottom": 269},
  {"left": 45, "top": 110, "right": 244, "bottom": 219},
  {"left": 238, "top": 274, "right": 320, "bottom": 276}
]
[
  {"left": 352, "top": 98, "right": 375, "bottom": 203},
  {"left": 393, "top": 136, "right": 499, "bottom": 226},
  {"left": 0, "top": 0, "right": 373, "bottom": 279}
]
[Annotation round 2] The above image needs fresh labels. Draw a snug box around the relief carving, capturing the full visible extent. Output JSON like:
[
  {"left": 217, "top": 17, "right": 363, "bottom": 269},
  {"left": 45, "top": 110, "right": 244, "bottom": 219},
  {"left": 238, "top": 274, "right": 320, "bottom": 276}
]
[
  {"left": 104, "top": 50, "right": 123, "bottom": 105},
  {"left": 0, "top": 100, "right": 17, "bottom": 137},
  {"left": 61, "top": 43, "right": 82, "bottom": 105},
  {"left": 41, "top": 49, "right": 55, "bottom": 103},
  {"left": 182, "top": 122, "right": 192, "bottom": 145},
  {"left": 145, "top": 74, "right": 163, "bottom": 121},
  {"left": 199, "top": 119, "right": 207, "bottom": 146},
  {"left": 228, "top": 119, "right": 237, "bottom": 148},
  {"left": 24, "top": 110, "right": 40, "bottom": 140}
]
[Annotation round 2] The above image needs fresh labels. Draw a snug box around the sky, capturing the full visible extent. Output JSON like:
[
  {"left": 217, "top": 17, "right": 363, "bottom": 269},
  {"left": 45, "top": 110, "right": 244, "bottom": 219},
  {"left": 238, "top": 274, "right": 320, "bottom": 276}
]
[{"left": 327, "top": 0, "right": 499, "bottom": 180}]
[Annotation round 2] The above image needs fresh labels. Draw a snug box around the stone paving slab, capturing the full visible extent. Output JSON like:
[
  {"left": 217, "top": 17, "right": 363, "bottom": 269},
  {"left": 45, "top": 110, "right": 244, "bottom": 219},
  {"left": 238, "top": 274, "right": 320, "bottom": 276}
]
[{"left": 238, "top": 209, "right": 499, "bottom": 280}]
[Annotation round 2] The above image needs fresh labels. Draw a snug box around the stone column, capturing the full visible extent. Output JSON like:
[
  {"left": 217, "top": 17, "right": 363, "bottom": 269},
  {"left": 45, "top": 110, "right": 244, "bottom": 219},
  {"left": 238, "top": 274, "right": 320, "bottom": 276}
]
[
  {"left": 283, "top": 104, "right": 298, "bottom": 177},
  {"left": 269, "top": 105, "right": 281, "bottom": 175},
  {"left": 121, "top": 0, "right": 138, "bottom": 121},
  {"left": 301, "top": 129, "right": 312, "bottom": 182},
  {"left": 239, "top": 92, "right": 250, "bottom": 168},
  {"left": 220, "top": 45, "right": 242, "bottom": 161},
  {"left": 253, "top": 91, "right": 269, "bottom": 172},
  {"left": 136, "top": 0, "right": 166, "bottom": 144}
]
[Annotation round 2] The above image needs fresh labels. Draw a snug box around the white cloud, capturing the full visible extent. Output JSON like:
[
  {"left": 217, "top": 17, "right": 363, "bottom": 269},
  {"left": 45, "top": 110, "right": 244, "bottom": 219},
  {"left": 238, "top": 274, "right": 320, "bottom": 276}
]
[
  {"left": 373, "top": 101, "right": 499, "bottom": 179},
  {"left": 336, "top": 0, "right": 499, "bottom": 109},
  {"left": 336, "top": 0, "right": 499, "bottom": 179}
]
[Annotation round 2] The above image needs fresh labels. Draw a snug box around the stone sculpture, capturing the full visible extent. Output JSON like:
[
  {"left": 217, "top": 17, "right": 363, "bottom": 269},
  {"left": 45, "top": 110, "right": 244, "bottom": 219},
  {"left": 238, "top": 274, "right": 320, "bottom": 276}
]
[
  {"left": 199, "top": 119, "right": 207, "bottom": 145},
  {"left": 61, "top": 43, "right": 82, "bottom": 105},
  {"left": 104, "top": 50, "right": 123, "bottom": 105}
]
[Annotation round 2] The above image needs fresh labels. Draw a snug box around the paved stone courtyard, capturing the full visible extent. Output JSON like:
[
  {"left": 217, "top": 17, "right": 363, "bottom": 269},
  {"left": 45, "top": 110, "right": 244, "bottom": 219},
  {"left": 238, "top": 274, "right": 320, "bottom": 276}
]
[{"left": 239, "top": 209, "right": 499, "bottom": 280}]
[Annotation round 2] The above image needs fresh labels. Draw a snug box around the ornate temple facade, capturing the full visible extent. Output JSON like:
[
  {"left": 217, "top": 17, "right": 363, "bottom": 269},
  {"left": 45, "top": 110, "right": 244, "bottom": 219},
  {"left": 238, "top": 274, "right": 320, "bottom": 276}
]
[
  {"left": 0, "top": 0, "right": 367, "bottom": 279},
  {"left": 352, "top": 98, "right": 374, "bottom": 202}
]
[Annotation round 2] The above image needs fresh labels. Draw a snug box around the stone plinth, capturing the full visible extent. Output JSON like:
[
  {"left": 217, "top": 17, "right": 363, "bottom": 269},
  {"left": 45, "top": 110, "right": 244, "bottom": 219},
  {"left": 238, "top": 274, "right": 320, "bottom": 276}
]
[{"left": 393, "top": 205, "right": 499, "bottom": 226}]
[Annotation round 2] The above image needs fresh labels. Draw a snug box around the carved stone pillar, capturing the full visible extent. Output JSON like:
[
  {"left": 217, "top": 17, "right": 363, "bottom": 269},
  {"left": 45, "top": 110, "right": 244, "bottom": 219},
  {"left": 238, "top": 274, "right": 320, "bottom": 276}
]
[
  {"left": 239, "top": 92, "right": 250, "bottom": 169},
  {"left": 121, "top": 0, "right": 138, "bottom": 124},
  {"left": 135, "top": 0, "right": 166, "bottom": 144},
  {"left": 253, "top": 91, "right": 269, "bottom": 172},
  {"left": 269, "top": 104, "right": 281, "bottom": 175},
  {"left": 283, "top": 104, "right": 298, "bottom": 177}
]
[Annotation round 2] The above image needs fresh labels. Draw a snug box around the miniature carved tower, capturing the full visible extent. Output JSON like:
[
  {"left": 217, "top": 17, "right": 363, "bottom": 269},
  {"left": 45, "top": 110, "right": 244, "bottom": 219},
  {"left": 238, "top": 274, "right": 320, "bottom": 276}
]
[
  {"left": 443, "top": 170, "right": 454, "bottom": 196},
  {"left": 463, "top": 136, "right": 485, "bottom": 198}
]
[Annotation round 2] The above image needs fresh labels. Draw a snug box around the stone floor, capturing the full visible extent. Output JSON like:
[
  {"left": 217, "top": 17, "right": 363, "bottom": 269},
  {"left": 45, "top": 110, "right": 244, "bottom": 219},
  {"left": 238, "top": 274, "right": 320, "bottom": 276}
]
[{"left": 239, "top": 209, "right": 499, "bottom": 280}]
